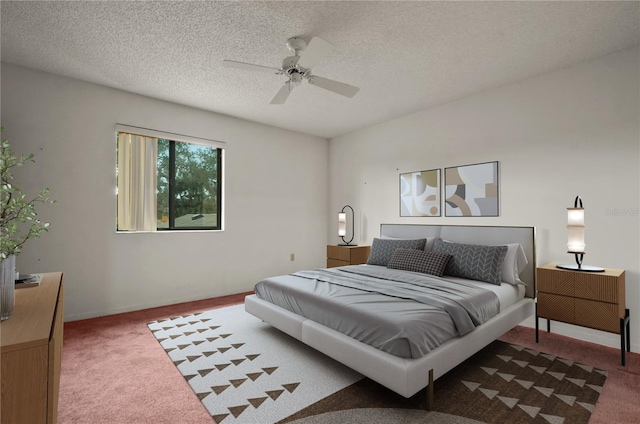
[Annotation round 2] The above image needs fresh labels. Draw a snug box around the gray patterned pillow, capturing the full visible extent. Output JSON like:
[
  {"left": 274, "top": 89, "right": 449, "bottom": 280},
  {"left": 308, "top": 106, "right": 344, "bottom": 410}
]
[
  {"left": 387, "top": 248, "right": 452, "bottom": 277},
  {"left": 432, "top": 239, "right": 508, "bottom": 285},
  {"left": 366, "top": 238, "right": 427, "bottom": 266}
]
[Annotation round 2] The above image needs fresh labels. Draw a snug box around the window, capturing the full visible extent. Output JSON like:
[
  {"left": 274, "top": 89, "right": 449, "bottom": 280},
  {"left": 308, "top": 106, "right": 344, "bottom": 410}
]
[{"left": 116, "top": 125, "right": 224, "bottom": 232}]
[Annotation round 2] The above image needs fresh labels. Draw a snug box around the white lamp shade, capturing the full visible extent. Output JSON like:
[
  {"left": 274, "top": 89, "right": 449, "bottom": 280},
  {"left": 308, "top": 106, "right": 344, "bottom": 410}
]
[
  {"left": 566, "top": 206, "right": 585, "bottom": 253},
  {"left": 567, "top": 208, "right": 585, "bottom": 226},
  {"left": 567, "top": 225, "right": 585, "bottom": 253},
  {"left": 338, "top": 212, "right": 346, "bottom": 236}
]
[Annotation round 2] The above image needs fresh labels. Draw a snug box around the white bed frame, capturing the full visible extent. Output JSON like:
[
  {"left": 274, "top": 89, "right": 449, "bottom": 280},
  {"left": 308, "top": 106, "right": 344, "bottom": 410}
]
[{"left": 245, "top": 224, "right": 536, "bottom": 401}]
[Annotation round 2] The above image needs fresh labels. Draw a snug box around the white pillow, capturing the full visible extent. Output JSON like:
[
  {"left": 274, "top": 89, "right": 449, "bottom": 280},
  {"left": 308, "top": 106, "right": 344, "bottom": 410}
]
[
  {"left": 502, "top": 243, "right": 528, "bottom": 286},
  {"left": 381, "top": 235, "right": 437, "bottom": 252},
  {"left": 424, "top": 237, "right": 437, "bottom": 252}
]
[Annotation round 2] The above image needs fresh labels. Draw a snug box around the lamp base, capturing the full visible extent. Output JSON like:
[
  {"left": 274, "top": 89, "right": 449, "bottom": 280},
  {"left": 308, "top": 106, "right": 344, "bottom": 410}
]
[
  {"left": 338, "top": 243, "right": 358, "bottom": 247},
  {"left": 556, "top": 264, "right": 605, "bottom": 272}
]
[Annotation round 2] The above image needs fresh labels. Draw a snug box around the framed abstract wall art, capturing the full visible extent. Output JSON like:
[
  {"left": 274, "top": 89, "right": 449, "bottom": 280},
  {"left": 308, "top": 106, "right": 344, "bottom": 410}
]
[
  {"left": 400, "top": 169, "right": 441, "bottom": 217},
  {"left": 445, "top": 161, "right": 499, "bottom": 217}
]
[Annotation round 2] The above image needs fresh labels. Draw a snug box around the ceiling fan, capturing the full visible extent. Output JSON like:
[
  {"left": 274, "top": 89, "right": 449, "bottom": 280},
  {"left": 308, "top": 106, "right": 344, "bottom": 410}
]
[{"left": 222, "top": 36, "right": 360, "bottom": 104}]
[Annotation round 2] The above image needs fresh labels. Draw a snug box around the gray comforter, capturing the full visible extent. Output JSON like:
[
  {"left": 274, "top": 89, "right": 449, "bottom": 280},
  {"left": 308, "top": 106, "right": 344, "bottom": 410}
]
[{"left": 254, "top": 265, "right": 499, "bottom": 359}]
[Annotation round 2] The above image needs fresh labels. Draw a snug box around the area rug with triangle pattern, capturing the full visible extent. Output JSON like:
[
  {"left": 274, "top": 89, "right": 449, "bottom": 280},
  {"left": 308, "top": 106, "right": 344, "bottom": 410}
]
[
  {"left": 148, "top": 304, "right": 606, "bottom": 424},
  {"left": 282, "top": 340, "right": 607, "bottom": 424},
  {"left": 431, "top": 340, "right": 607, "bottom": 423},
  {"left": 147, "top": 304, "right": 362, "bottom": 423}
]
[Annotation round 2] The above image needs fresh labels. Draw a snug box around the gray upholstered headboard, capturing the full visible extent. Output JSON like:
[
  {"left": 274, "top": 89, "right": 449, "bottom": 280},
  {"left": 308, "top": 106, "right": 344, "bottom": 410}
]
[{"left": 379, "top": 224, "right": 537, "bottom": 298}]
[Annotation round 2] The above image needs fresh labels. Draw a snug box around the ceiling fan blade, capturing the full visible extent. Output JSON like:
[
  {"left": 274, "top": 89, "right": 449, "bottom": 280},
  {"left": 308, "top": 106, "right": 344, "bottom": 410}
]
[
  {"left": 297, "top": 37, "right": 334, "bottom": 69},
  {"left": 308, "top": 76, "right": 360, "bottom": 98},
  {"left": 270, "top": 82, "right": 293, "bottom": 104},
  {"left": 222, "top": 60, "right": 281, "bottom": 74}
]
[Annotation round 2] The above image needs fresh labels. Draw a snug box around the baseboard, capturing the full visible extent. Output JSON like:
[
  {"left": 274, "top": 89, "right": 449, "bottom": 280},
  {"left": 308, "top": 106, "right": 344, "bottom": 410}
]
[
  {"left": 519, "top": 315, "right": 638, "bottom": 353},
  {"left": 64, "top": 291, "right": 250, "bottom": 321}
]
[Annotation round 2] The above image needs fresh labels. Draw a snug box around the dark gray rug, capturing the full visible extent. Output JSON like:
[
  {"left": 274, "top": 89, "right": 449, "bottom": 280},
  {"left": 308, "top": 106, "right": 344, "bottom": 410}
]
[{"left": 281, "top": 340, "right": 606, "bottom": 424}]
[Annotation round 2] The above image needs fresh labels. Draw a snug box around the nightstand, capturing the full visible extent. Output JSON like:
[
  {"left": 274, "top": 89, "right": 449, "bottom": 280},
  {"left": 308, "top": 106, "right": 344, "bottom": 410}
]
[
  {"left": 535, "top": 263, "right": 630, "bottom": 365},
  {"left": 327, "top": 245, "right": 371, "bottom": 268}
]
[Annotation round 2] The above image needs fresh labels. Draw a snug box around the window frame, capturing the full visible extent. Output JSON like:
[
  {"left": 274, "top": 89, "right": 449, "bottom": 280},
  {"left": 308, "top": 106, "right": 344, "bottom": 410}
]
[{"left": 116, "top": 124, "right": 225, "bottom": 232}]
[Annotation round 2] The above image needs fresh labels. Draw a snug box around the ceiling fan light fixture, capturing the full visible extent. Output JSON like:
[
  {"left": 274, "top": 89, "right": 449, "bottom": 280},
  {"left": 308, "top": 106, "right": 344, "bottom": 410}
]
[{"left": 290, "top": 73, "right": 303, "bottom": 86}]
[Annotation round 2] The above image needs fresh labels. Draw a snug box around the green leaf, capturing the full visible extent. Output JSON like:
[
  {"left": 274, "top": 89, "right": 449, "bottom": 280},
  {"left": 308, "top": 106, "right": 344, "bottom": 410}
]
[{"left": 0, "top": 129, "right": 56, "bottom": 256}]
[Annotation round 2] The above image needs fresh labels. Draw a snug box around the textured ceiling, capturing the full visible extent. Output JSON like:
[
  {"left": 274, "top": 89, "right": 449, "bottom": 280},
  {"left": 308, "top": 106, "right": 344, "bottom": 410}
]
[{"left": 1, "top": 1, "right": 639, "bottom": 138}]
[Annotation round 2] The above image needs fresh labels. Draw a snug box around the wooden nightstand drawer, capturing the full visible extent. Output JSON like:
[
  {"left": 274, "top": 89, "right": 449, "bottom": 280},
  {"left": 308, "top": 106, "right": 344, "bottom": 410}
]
[
  {"left": 326, "top": 245, "right": 371, "bottom": 268},
  {"left": 538, "top": 293, "right": 621, "bottom": 333},
  {"left": 537, "top": 292, "right": 575, "bottom": 324},
  {"left": 537, "top": 266, "right": 624, "bottom": 305},
  {"left": 575, "top": 298, "right": 620, "bottom": 333},
  {"left": 327, "top": 245, "right": 352, "bottom": 262},
  {"left": 327, "top": 258, "right": 350, "bottom": 268}
]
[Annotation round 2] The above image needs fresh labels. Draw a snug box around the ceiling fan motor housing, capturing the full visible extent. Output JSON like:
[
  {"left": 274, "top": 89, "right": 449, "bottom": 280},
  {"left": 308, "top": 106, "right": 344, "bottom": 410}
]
[
  {"left": 282, "top": 56, "right": 309, "bottom": 85},
  {"left": 282, "top": 56, "right": 301, "bottom": 74},
  {"left": 283, "top": 37, "right": 311, "bottom": 83}
]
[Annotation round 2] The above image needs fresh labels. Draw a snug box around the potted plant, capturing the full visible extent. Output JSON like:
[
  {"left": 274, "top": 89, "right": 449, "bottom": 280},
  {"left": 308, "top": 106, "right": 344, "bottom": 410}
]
[{"left": 1, "top": 127, "right": 55, "bottom": 320}]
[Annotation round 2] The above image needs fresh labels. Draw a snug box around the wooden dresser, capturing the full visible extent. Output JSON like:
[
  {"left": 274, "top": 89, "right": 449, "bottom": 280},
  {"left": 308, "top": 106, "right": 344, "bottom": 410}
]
[
  {"left": 327, "top": 245, "right": 371, "bottom": 268},
  {"left": 1, "top": 272, "right": 64, "bottom": 423}
]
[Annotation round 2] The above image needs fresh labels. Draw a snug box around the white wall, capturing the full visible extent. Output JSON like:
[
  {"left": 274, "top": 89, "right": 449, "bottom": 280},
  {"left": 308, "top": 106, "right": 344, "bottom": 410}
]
[
  {"left": 3, "top": 46, "right": 638, "bottom": 352},
  {"left": 1, "top": 64, "right": 329, "bottom": 321},
  {"left": 329, "top": 47, "right": 640, "bottom": 352}
]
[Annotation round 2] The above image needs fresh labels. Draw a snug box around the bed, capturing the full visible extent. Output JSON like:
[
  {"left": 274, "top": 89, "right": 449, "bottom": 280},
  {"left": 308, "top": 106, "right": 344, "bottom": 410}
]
[{"left": 245, "top": 224, "right": 536, "bottom": 405}]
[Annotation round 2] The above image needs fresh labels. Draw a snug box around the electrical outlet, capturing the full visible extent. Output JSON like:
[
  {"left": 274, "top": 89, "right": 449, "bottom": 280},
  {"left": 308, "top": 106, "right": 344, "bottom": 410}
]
[{"left": 290, "top": 253, "right": 295, "bottom": 261}]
